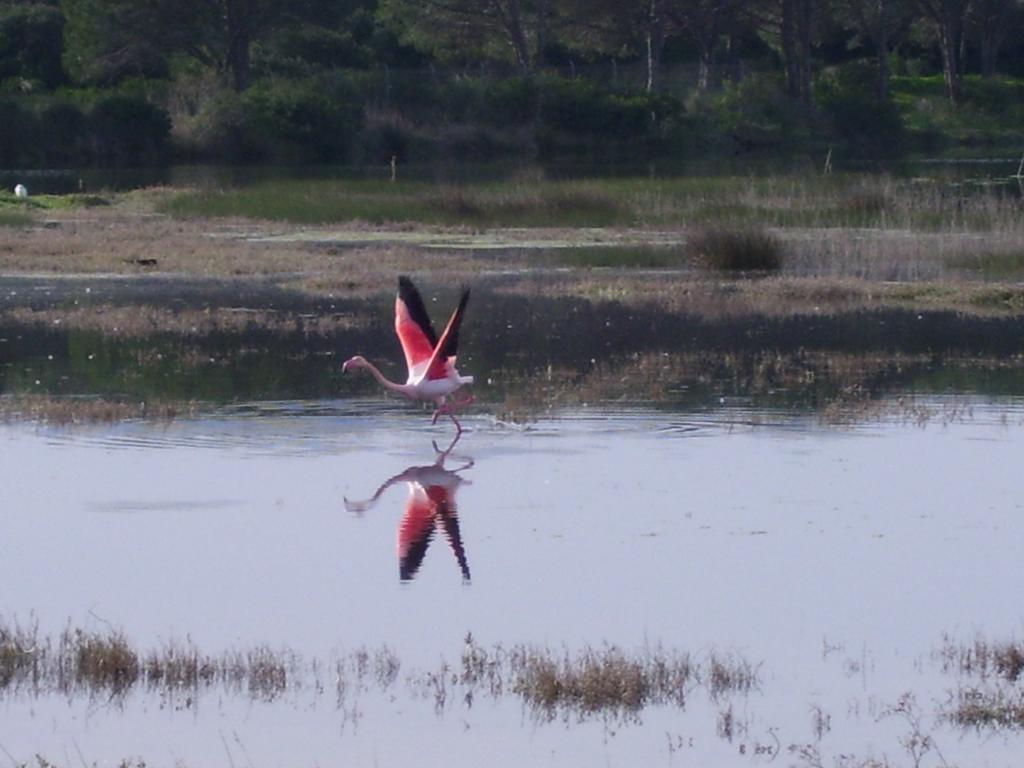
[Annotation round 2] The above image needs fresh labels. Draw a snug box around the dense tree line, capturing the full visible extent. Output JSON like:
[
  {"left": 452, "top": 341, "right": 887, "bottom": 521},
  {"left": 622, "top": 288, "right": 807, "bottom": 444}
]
[{"left": 1, "top": 0, "right": 1023, "bottom": 168}]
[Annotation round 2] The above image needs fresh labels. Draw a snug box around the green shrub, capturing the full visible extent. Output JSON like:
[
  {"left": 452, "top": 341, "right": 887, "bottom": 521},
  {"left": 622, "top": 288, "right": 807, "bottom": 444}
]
[
  {"left": 39, "top": 101, "right": 88, "bottom": 165},
  {"left": 89, "top": 94, "right": 171, "bottom": 165},
  {"left": 239, "top": 78, "right": 363, "bottom": 162},
  {"left": 353, "top": 109, "right": 416, "bottom": 163},
  {"left": 539, "top": 77, "right": 678, "bottom": 139},
  {"left": 711, "top": 73, "right": 816, "bottom": 149},
  {"left": 0, "top": 98, "right": 38, "bottom": 165},
  {"left": 0, "top": 4, "right": 66, "bottom": 88},
  {"left": 815, "top": 62, "right": 905, "bottom": 161}
]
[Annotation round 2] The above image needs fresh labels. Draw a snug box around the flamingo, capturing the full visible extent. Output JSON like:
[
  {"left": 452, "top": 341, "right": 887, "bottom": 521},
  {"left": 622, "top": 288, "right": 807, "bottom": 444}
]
[
  {"left": 343, "top": 276, "right": 473, "bottom": 432},
  {"left": 344, "top": 434, "right": 473, "bottom": 582}
]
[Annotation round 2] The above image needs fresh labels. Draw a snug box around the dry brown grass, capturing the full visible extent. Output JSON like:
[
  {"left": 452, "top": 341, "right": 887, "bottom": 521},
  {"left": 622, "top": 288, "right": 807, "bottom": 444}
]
[
  {"left": 1, "top": 305, "right": 362, "bottom": 337},
  {"left": 4, "top": 191, "right": 1024, "bottom": 321},
  {"left": 499, "top": 272, "right": 1024, "bottom": 316}
]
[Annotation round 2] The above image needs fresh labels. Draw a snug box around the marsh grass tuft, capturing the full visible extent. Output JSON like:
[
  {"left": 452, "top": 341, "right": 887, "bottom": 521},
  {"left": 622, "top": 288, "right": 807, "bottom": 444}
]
[
  {"left": 937, "top": 634, "right": 1024, "bottom": 731},
  {"left": 938, "top": 635, "right": 1024, "bottom": 683},
  {"left": 66, "top": 629, "right": 140, "bottom": 693},
  {"left": 687, "top": 227, "right": 784, "bottom": 273},
  {"left": 512, "top": 646, "right": 651, "bottom": 716},
  {"left": 947, "top": 688, "right": 1024, "bottom": 729}
]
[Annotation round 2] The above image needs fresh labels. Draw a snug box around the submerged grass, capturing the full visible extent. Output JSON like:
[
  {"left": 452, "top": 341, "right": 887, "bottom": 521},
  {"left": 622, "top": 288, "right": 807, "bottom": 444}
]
[
  {"left": 0, "top": 621, "right": 757, "bottom": 721},
  {"left": 937, "top": 634, "right": 1024, "bottom": 731},
  {"left": 0, "top": 395, "right": 199, "bottom": 425}
]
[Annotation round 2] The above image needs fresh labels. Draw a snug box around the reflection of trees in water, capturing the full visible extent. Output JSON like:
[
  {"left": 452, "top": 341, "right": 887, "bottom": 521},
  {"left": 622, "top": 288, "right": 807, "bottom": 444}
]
[{"left": 345, "top": 435, "right": 473, "bottom": 583}]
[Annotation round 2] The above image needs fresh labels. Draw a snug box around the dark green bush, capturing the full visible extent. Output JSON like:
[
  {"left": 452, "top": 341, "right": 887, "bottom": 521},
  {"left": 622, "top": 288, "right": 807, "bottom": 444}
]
[
  {"left": 539, "top": 78, "right": 678, "bottom": 139},
  {"left": 0, "top": 98, "right": 39, "bottom": 165},
  {"left": 239, "top": 78, "right": 363, "bottom": 162},
  {"left": 815, "top": 62, "right": 905, "bottom": 160},
  {"left": 711, "top": 73, "right": 815, "bottom": 149},
  {"left": 39, "top": 101, "right": 88, "bottom": 165},
  {"left": 0, "top": 4, "right": 66, "bottom": 88},
  {"left": 353, "top": 109, "right": 416, "bottom": 163},
  {"left": 89, "top": 94, "right": 171, "bottom": 165},
  {"left": 687, "top": 227, "right": 784, "bottom": 273}
]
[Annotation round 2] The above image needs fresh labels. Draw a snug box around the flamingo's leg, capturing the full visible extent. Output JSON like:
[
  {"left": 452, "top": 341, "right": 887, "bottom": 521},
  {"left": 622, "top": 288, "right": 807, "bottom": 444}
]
[
  {"left": 432, "top": 431, "right": 462, "bottom": 460},
  {"left": 449, "top": 411, "right": 463, "bottom": 434}
]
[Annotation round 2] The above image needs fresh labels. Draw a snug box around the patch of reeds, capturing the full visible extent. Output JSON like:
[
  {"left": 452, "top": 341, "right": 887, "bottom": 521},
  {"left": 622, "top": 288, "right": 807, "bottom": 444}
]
[
  {"left": 686, "top": 227, "right": 784, "bottom": 273},
  {"left": 0, "top": 395, "right": 198, "bottom": 425},
  {"left": 937, "top": 635, "right": 1024, "bottom": 683},
  {"left": 0, "top": 621, "right": 758, "bottom": 722},
  {"left": 946, "top": 687, "right": 1024, "bottom": 729},
  {"left": 504, "top": 642, "right": 757, "bottom": 720},
  {"left": 937, "top": 635, "right": 1024, "bottom": 731}
]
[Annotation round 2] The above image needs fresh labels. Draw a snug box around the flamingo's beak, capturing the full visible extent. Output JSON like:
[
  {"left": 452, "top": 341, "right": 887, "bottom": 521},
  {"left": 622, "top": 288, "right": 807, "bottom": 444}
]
[{"left": 341, "top": 361, "right": 349, "bottom": 373}]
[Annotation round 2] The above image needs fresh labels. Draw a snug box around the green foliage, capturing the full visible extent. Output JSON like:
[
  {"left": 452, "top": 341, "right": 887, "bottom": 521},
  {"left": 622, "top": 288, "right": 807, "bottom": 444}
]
[
  {"left": 39, "top": 100, "right": 88, "bottom": 164},
  {"left": 61, "top": 0, "right": 169, "bottom": 84},
  {"left": 539, "top": 77, "right": 680, "bottom": 139},
  {"left": 0, "top": 98, "right": 38, "bottom": 165},
  {"left": 814, "top": 62, "right": 905, "bottom": 161},
  {"left": 89, "top": 94, "right": 171, "bottom": 165},
  {"left": 190, "top": 78, "right": 363, "bottom": 162},
  {"left": 0, "top": 4, "right": 66, "bottom": 88},
  {"left": 257, "top": 26, "right": 372, "bottom": 75},
  {"left": 892, "top": 75, "right": 1024, "bottom": 147},
  {"left": 710, "top": 74, "right": 816, "bottom": 149}
]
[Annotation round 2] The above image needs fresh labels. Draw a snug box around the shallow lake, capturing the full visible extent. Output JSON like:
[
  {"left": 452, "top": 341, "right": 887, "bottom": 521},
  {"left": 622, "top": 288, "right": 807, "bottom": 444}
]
[{"left": 3, "top": 396, "right": 1023, "bottom": 766}]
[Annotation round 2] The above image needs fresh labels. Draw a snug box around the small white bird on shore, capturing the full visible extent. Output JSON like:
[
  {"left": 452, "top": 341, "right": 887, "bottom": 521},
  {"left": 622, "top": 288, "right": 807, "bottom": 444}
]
[{"left": 13, "top": 184, "right": 28, "bottom": 198}]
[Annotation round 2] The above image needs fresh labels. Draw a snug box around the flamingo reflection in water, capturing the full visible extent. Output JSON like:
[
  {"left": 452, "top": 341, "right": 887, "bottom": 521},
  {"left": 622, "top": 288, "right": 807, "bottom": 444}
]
[{"left": 344, "top": 435, "right": 474, "bottom": 583}]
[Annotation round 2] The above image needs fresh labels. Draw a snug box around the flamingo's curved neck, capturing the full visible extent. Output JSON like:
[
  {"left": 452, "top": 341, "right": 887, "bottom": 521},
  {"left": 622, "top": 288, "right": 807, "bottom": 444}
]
[{"left": 361, "top": 360, "right": 415, "bottom": 399}]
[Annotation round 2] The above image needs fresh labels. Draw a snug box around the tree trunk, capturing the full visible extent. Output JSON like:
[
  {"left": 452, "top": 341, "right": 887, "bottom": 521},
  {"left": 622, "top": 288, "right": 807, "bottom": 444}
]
[
  {"left": 696, "top": 40, "right": 719, "bottom": 92},
  {"left": 939, "top": 14, "right": 962, "bottom": 104},
  {"left": 918, "top": 0, "right": 969, "bottom": 104},
  {"left": 501, "top": 0, "right": 534, "bottom": 72},
  {"left": 875, "top": 0, "right": 890, "bottom": 101},
  {"left": 646, "top": 0, "right": 665, "bottom": 93},
  {"left": 796, "top": 0, "right": 813, "bottom": 102},
  {"left": 978, "top": 0, "right": 1009, "bottom": 78},
  {"left": 223, "top": 0, "right": 251, "bottom": 91},
  {"left": 781, "top": 0, "right": 801, "bottom": 99}
]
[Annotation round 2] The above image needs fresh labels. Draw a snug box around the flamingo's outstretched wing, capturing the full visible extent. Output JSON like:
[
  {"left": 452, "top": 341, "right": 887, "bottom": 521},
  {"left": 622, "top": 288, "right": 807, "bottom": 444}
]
[
  {"left": 395, "top": 276, "right": 438, "bottom": 378},
  {"left": 419, "top": 288, "right": 470, "bottom": 382},
  {"left": 398, "top": 485, "right": 438, "bottom": 581}
]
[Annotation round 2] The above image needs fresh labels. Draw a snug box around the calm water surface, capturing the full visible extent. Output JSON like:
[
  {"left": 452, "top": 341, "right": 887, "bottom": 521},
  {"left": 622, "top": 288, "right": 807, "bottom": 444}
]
[{"left": 3, "top": 399, "right": 1023, "bottom": 766}]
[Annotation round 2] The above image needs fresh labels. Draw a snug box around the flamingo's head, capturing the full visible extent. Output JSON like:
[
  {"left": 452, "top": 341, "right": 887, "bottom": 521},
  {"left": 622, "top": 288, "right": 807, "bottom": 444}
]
[{"left": 342, "top": 355, "right": 367, "bottom": 373}]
